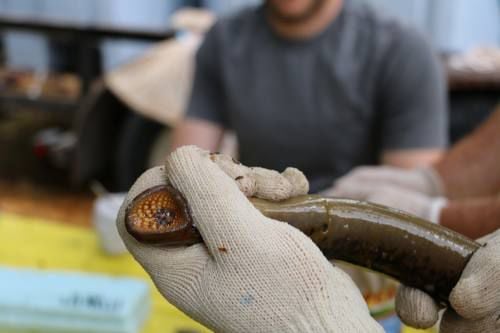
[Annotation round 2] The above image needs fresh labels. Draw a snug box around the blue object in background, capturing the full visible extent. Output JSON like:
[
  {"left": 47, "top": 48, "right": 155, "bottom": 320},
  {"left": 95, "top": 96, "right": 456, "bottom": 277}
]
[
  {"left": 0, "top": 0, "right": 184, "bottom": 72},
  {"left": 0, "top": 0, "right": 261, "bottom": 73},
  {"left": 378, "top": 314, "right": 402, "bottom": 333},
  {"left": 440, "top": 0, "right": 500, "bottom": 52},
  {"left": 95, "top": 0, "right": 184, "bottom": 71},
  {"left": 0, "top": 266, "right": 150, "bottom": 333},
  {"left": 201, "top": 0, "right": 260, "bottom": 16},
  {"left": 0, "top": 1, "right": 498, "bottom": 73},
  {"left": 364, "top": 0, "right": 500, "bottom": 53}
]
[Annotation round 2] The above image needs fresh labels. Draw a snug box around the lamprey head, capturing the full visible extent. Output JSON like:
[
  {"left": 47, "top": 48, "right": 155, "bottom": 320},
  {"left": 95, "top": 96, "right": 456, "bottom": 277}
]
[{"left": 125, "top": 184, "right": 201, "bottom": 246}]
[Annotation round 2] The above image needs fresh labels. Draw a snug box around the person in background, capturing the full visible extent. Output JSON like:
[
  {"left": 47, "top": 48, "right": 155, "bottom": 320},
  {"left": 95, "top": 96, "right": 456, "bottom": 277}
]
[
  {"left": 170, "top": 0, "right": 447, "bottom": 330},
  {"left": 171, "top": 0, "right": 447, "bottom": 193},
  {"left": 329, "top": 105, "right": 500, "bottom": 239}
]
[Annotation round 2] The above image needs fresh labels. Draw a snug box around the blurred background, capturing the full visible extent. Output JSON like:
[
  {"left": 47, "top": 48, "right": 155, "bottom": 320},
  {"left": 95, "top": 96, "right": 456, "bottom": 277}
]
[{"left": 0, "top": 1, "right": 498, "bottom": 332}]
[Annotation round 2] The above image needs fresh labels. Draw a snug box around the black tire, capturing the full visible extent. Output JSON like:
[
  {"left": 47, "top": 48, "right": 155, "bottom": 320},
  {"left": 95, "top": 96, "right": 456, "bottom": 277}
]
[{"left": 114, "top": 113, "right": 169, "bottom": 191}]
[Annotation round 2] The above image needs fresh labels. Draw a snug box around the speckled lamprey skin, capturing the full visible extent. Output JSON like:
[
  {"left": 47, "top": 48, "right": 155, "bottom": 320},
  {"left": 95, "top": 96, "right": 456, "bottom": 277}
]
[{"left": 126, "top": 185, "right": 481, "bottom": 304}]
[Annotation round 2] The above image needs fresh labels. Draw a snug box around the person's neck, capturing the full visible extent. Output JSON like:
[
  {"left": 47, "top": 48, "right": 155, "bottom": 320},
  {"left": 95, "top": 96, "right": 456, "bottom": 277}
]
[{"left": 266, "top": 0, "right": 343, "bottom": 40}]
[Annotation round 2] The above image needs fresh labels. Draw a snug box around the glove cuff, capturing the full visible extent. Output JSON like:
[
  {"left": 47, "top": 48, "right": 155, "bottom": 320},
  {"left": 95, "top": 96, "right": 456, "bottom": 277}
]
[
  {"left": 428, "top": 197, "right": 447, "bottom": 224},
  {"left": 418, "top": 167, "right": 446, "bottom": 197}
]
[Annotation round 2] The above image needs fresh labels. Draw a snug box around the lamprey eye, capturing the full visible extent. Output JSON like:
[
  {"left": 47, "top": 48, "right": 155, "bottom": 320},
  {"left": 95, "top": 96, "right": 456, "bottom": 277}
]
[
  {"left": 153, "top": 208, "right": 176, "bottom": 226},
  {"left": 125, "top": 184, "right": 199, "bottom": 245}
]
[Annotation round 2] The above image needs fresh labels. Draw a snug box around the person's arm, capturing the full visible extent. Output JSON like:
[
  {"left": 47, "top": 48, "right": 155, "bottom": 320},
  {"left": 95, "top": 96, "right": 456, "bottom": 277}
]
[
  {"left": 382, "top": 149, "right": 443, "bottom": 168},
  {"left": 377, "top": 27, "right": 447, "bottom": 168},
  {"left": 330, "top": 105, "right": 500, "bottom": 200},
  {"left": 434, "top": 106, "right": 500, "bottom": 199},
  {"left": 440, "top": 197, "right": 500, "bottom": 239},
  {"left": 171, "top": 21, "right": 228, "bottom": 152},
  {"left": 171, "top": 117, "right": 224, "bottom": 151}
]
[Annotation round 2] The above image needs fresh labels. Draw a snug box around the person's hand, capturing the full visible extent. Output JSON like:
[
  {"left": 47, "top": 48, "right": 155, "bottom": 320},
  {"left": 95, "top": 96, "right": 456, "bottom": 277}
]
[
  {"left": 116, "top": 146, "right": 383, "bottom": 332},
  {"left": 323, "top": 166, "right": 447, "bottom": 222},
  {"left": 328, "top": 184, "right": 447, "bottom": 223},
  {"left": 326, "top": 166, "right": 445, "bottom": 198},
  {"left": 396, "top": 230, "right": 500, "bottom": 332}
]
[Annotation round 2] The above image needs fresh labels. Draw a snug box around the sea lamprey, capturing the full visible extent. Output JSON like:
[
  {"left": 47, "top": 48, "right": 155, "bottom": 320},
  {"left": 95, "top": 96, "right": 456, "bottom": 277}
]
[{"left": 125, "top": 184, "right": 481, "bottom": 304}]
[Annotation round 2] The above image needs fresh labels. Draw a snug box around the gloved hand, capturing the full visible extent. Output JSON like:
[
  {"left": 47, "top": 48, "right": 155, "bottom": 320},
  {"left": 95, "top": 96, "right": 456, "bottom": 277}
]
[
  {"left": 396, "top": 230, "right": 500, "bottom": 332},
  {"left": 327, "top": 166, "right": 445, "bottom": 198},
  {"left": 327, "top": 184, "right": 447, "bottom": 223},
  {"left": 116, "top": 146, "right": 383, "bottom": 332}
]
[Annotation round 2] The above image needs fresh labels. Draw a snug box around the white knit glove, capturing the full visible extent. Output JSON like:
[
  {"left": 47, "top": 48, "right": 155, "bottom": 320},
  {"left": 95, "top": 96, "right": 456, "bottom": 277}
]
[
  {"left": 116, "top": 146, "right": 383, "bottom": 332},
  {"left": 396, "top": 230, "right": 500, "bottom": 332},
  {"left": 327, "top": 166, "right": 445, "bottom": 198},
  {"left": 325, "top": 184, "right": 447, "bottom": 223}
]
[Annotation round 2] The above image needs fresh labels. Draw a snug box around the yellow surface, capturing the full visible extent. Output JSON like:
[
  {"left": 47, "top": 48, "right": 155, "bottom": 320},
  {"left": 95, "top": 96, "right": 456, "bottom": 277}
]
[
  {"left": 0, "top": 212, "right": 210, "bottom": 333},
  {"left": 0, "top": 212, "right": 433, "bottom": 333},
  {"left": 404, "top": 328, "right": 436, "bottom": 333}
]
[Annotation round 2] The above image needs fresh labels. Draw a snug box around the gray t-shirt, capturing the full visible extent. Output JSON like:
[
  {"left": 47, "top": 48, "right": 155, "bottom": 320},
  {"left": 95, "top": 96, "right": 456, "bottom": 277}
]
[{"left": 186, "top": 2, "right": 447, "bottom": 192}]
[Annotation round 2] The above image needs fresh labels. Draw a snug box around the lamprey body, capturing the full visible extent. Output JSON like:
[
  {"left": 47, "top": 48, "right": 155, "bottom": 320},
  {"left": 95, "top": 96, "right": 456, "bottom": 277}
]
[{"left": 125, "top": 185, "right": 481, "bottom": 304}]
